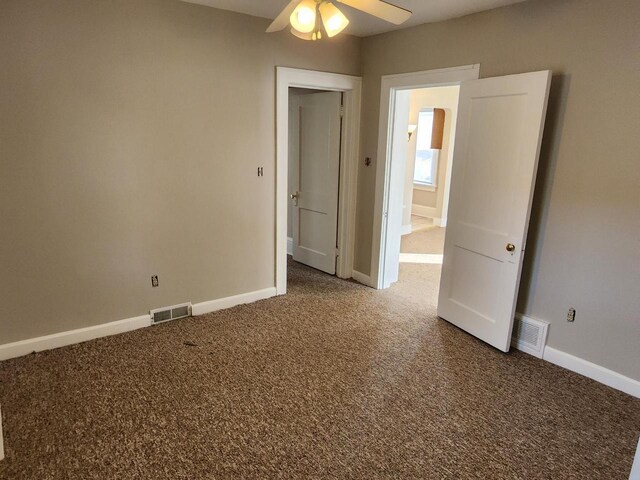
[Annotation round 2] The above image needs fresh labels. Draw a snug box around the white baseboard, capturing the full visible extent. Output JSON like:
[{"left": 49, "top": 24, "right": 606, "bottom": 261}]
[
  {"left": 351, "top": 270, "right": 373, "bottom": 287},
  {"left": 0, "top": 287, "right": 278, "bottom": 363},
  {"left": 412, "top": 204, "right": 438, "bottom": 218},
  {"left": 287, "top": 237, "right": 293, "bottom": 256},
  {"left": 0, "top": 315, "right": 151, "bottom": 362},
  {"left": 511, "top": 314, "right": 639, "bottom": 399},
  {"left": 0, "top": 286, "right": 274, "bottom": 460},
  {"left": 543, "top": 346, "right": 640, "bottom": 399},
  {"left": 192, "top": 287, "right": 277, "bottom": 316}
]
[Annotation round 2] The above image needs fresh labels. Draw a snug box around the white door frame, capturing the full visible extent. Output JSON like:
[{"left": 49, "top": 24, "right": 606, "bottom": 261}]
[
  {"left": 276, "top": 67, "right": 362, "bottom": 295},
  {"left": 0, "top": 403, "right": 4, "bottom": 461},
  {"left": 370, "top": 64, "right": 480, "bottom": 290},
  {"left": 631, "top": 437, "right": 640, "bottom": 480}
]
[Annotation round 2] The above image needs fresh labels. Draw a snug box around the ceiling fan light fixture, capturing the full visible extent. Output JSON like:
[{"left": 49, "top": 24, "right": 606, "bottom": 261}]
[
  {"left": 290, "top": 0, "right": 317, "bottom": 34},
  {"left": 290, "top": 27, "right": 314, "bottom": 41},
  {"left": 266, "top": 0, "right": 411, "bottom": 38},
  {"left": 319, "top": 2, "right": 349, "bottom": 38}
]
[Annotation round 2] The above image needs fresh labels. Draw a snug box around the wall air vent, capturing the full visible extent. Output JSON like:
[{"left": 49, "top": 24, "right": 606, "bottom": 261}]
[
  {"left": 150, "top": 302, "right": 192, "bottom": 325},
  {"left": 511, "top": 314, "right": 549, "bottom": 358}
]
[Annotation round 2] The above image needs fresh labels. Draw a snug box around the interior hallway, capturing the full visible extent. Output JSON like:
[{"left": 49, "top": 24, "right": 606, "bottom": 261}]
[
  {"left": 1, "top": 259, "right": 638, "bottom": 479},
  {"left": 392, "top": 215, "right": 446, "bottom": 304}
]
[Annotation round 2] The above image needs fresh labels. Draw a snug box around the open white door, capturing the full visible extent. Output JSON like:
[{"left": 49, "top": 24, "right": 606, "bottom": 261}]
[
  {"left": 382, "top": 90, "right": 411, "bottom": 287},
  {"left": 291, "top": 91, "right": 342, "bottom": 274},
  {"left": 437, "top": 70, "right": 551, "bottom": 352}
]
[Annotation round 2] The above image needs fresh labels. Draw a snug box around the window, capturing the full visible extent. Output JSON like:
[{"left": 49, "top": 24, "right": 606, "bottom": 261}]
[{"left": 413, "top": 110, "right": 438, "bottom": 187}]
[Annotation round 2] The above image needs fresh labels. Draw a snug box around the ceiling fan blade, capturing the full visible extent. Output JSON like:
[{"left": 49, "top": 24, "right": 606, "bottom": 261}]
[
  {"left": 336, "top": 0, "right": 411, "bottom": 25},
  {"left": 266, "top": 0, "right": 302, "bottom": 33}
]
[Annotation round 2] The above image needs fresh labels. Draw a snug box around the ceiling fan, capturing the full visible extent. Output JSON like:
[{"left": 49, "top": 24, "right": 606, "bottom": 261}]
[{"left": 266, "top": 0, "right": 412, "bottom": 41}]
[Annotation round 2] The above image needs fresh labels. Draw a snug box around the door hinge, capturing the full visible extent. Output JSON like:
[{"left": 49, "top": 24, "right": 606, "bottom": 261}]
[
  {"left": 335, "top": 247, "right": 340, "bottom": 256},
  {"left": 339, "top": 105, "right": 344, "bottom": 118}
]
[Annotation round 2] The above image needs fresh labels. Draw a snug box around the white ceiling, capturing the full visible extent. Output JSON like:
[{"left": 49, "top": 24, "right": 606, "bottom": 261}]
[{"left": 181, "top": 0, "right": 527, "bottom": 37}]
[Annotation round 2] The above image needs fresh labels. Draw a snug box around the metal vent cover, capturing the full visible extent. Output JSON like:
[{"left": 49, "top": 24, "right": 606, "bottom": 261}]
[
  {"left": 513, "top": 318, "right": 540, "bottom": 347},
  {"left": 171, "top": 305, "right": 190, "bottom": 319},
  {"left": 153, "top": 309, "right": 172, "bottom": 323},
  {"left": 150, "top": 302, "right": 192, "bottom": 325},
  {"left": 511, "top": 314, "right": 549, "bottom": 358}
]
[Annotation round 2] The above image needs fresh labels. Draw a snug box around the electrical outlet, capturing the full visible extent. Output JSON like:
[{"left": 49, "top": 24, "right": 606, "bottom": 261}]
[
  {"left": 567, "top": 307, "right": 576, "bottom": 322},
  {"left": 257, "top": 167, "right": 264, "bottom": 177},
  {"left": 151, "top": 275, "right": 159, "bottom": 288}
]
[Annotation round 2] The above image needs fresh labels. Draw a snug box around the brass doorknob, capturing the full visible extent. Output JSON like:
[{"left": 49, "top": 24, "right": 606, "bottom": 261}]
[{"left": 506, "top": 243, "right": 516, "bottom": 252}]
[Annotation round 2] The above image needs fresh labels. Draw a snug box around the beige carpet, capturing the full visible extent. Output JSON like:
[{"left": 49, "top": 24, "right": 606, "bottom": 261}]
[
  {"left": 0, "top": 259, "right": 639, "bottom": 479},
  {"left": 401, "top": 227, "right": 446, "bottom": 255}
]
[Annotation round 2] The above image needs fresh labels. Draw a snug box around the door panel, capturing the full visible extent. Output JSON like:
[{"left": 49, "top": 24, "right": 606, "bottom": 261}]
[
  {"left": 383, "top": 90, "right": 411, "bottom": 287},
  {"left": 437, "top": 71, "right": 551, "bottom": 352},
  {"left": 291, "top": 91, "right": 342, "bottom": 274}
]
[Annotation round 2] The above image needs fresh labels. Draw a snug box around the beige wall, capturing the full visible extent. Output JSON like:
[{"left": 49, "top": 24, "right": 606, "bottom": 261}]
[
  {"left": 0, "top": 0, "right": 360, "bottom": 344},
  {"left": 355, "top": 0, "right": 640, "bottom": 380},
  {"left": 2, "top": 0, "right": 638, "bottom": 383},
  {"left": 412, "top": 188, "right": 437, "bottom": 210}
]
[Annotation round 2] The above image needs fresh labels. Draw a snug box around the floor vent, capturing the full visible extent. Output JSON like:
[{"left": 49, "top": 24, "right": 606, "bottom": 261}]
[
  {"left": 150, "top": 302, "right": 192, "bottom": 325},
  {"left": 511, "top": 314, "right": 549, "bottom": 358}
]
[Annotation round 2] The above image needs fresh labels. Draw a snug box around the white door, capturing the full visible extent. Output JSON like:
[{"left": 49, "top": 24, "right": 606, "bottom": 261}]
[
  {"left": 383, "top": 90, "right": 411, "bottom": 287},
  {"left": 291, "top": 91, "right": 342, "bottom": 274},
  {"left": 437, "top": 71, "right": 551, "bottom": 352}
]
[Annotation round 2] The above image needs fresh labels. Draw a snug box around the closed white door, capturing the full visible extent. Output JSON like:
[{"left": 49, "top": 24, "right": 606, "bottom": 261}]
[
  {"left": 291, "top": 91, "right": 342, "bottom": 274},
  {"left": 437, "top": 71, "right": 551, "bottom": 352}
]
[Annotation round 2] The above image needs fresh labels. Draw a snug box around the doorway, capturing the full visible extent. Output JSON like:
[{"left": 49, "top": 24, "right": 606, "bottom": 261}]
[
  {"left": 371, "top": 65, "right": 552, "bottom": 352},
  {"left": 370, "top": 65, "right": 480, "bottom": 290},
  {"left": 375, "top": 84, "right": 461, "bottom": 314},
  {"left": 399, "top": 85, "right": 460, "bottom": 289},
  {"left": 275, "top": 67, "right": 362, "bottom": 295},
  {"left": 287, "top": 88, "right": 342, "bottom": 275}
]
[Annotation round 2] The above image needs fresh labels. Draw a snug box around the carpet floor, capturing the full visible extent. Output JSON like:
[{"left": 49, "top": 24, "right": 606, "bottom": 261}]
[
  {"left": 401, "top": 227, "right": 445, "bottom": 255},
  {"left": 0, "top": 259, "right": 639, "bottom": 479}
]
